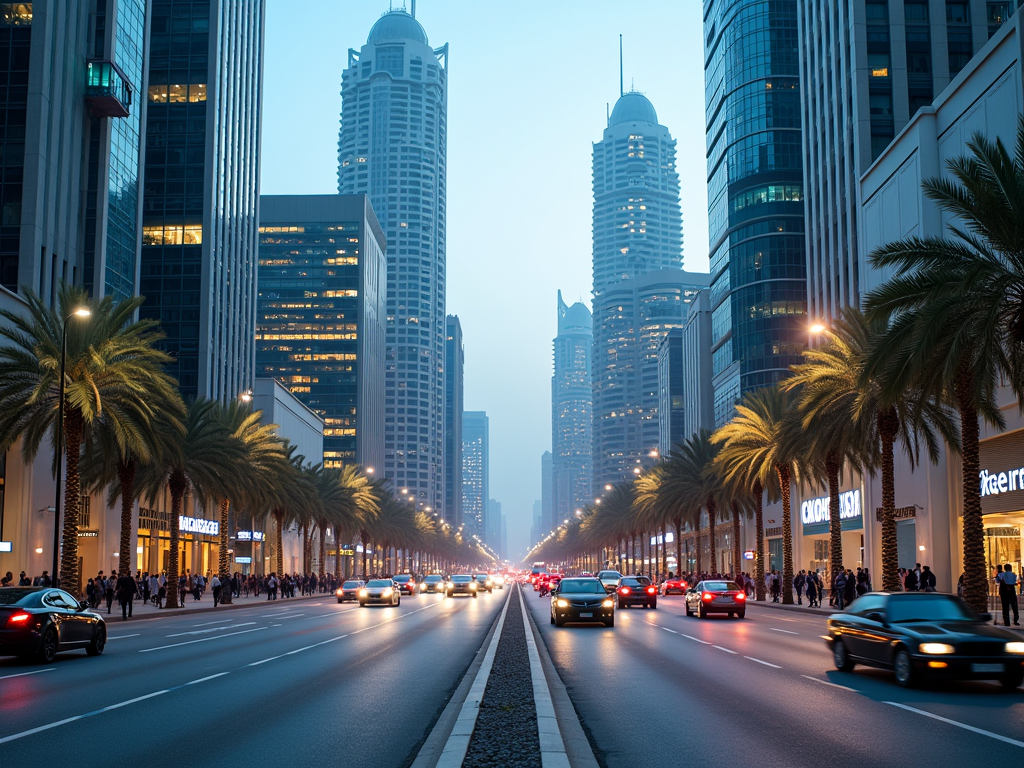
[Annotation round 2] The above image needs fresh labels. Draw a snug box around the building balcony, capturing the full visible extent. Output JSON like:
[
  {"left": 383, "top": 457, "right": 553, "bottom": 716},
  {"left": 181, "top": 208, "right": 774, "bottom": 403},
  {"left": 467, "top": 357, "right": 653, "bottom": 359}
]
[{"left": 85, "top": 60, "right": 132, "bottom": 118}]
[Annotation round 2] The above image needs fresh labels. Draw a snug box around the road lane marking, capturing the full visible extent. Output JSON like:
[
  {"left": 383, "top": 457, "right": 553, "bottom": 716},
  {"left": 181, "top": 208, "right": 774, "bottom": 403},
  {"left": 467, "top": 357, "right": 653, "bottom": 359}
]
[
  {"left": 184, "top": 672, "right": 231, "bottom": 686},
  {"left": 166, "top": 621, "right": 256, "bottom": 637},
  {"left": 107, "top": 634, "right": 140, "bottom": 640},
  {"left": 681, "top": 634, "right": 712, "bottom": 645},
  {"left": 661, "top": 627, "right": 678, "bottom": 634},
  {"left": 271, "top": 623, "right": 282, "bottom": 627},
  {"left": 140, "top": 626, "right": 267, "bottom": 653},
  {"left": 191, "top": 618, "right": 234, "bottom": 627},
  {"left": 263, "top": 612, "right": 305, "bottom": 620},
  {"left": 800, "top": 674, "right": 856, "bottom": 692},
  {"left": 713, "top": 645, "right": 738, "bottom": 654},
  {"left": 770, "top": 628, "right": 799, "bottom": 635},
  {"left": 883, "top": 702, "right": 1024, "bottom": 749},
  {"left": 745, "top": 656, "right": 782, "bottom": 669},
  {"left": 0, "top": 668, "right": 55, "bottom": 681}
]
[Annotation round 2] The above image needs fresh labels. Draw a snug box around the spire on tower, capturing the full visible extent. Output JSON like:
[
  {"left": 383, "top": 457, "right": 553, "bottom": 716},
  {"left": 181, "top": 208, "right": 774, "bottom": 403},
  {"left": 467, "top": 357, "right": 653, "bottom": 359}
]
[{"left": 619, "top": 34, "right": 623, "bottom": 98}]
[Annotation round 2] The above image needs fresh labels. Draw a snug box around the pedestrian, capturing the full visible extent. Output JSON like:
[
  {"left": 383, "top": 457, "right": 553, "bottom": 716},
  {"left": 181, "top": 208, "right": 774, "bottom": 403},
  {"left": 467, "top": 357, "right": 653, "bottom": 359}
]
[
  {"left": 1, "top": 571, "right": 11, "bottom": 587},
  {"left": 844, "top": 569, "right": 857, "bottom": 607},
  {"left": 904, "top": 566, "right": 919, "bottom": 591},
  {"left": 856, "top": 567, "right": 868, "bottom": 596},
  {"left": 116, "top": 570, "right": 136, "bottom": 620},
  {"left": 18, "top": 571, "right": 30, "bottom": 586},
  {"left": 794, "top": 570, "right": 806, "bottom": 605},
  {"left": 149, "top": 573, "right": 160, "bottom": 606},
  {"left": 921, "top": 565, "right": 937, "bottom": 592},
  {"left": 770, "top": 571, "right": 781, "bottom": 603},
  {"left": 104, "top": 575, "right": 115, "bottom": 614},
  {"left": 806, "top": 572, "right": 819, "bottom": 608},
  {"left": 834, "top": 569, "right": 848, "bottom": 611},
  {"left": 211, "top": 574, "right": 222, "bottom": 607},
  {"left": 998, "top": 564, "right": 1020, "bottom": 626}
]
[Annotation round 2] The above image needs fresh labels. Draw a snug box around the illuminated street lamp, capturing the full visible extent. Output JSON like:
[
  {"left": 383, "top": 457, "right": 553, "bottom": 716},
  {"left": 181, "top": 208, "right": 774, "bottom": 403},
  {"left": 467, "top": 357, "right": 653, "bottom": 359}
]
[
  {"left": 52, "top": 307, "right": 91, "bottom": 585},
  {"left": 239, "top": 389, "right": 253, "bottom": 403},
  {"left": 809, "top": 322, "right": 827, "bottom": 334}
]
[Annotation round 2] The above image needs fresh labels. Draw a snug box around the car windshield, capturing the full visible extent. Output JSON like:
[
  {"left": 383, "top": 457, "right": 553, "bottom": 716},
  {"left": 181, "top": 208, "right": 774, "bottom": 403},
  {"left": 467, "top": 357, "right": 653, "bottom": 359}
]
[
  {"left": 342, "top": 582, "right": 361, "bottom": 589},
  {"left": 558, "top": 580, "right": 604, "bottom": 593},
  {"left": 598, "top": 572, "right": 622, "bottom": 580},
  {"left": 887, "top": 594, "right": 978, "bottom": 623},
  {"left": 366, "top": 580, "right": 392, "bottom": 587},
  {"left": 703, "top": 582, "right": 740, "bottom": 591},
  {"left": 452, "top": 575, "right": 472, "bottom": 583},
  {"left": 392, "top": 575, "right": 411, "bottom": 583},
  {"left": 621, "top": 578, "right": 645, "bottom": 587},
  {"left": 474, "top": 574, "right": 488, "bottom": 579},
  {"left": 0, "top": 588, "right": 35, "bottom": 605},
  {"left": 425, "top": 576, "right": 442, "bottom": 582}
]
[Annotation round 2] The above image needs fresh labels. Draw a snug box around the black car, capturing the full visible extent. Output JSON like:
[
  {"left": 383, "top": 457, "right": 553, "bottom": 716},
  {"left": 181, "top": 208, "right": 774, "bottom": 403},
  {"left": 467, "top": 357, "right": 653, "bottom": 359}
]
[
  {"left": 472, "top": 573, "right": 493, "bottom": 593},
  {"left": 0, "top": 587, "right": 107, "bottom": 663},
  {"left": 446, "top": 575, "right": 478, "bottom": 598},
  {"left": 826, "top": 592, "right": 1024, "bottom": 689},
  {"left": 335, "top": 580, "right": 365, "bottom": 603},
  {"left": 551, "top": 578, "right": 615, "bottom": 627},
  {"left": 615, "top": 576, "right": 658, "bottom": 609},
  {"left": 392, "top": 574, "right": 417, "bottom": 595},
  {"left": 421, "top": 574, "right": 447, "bottom": 594}
]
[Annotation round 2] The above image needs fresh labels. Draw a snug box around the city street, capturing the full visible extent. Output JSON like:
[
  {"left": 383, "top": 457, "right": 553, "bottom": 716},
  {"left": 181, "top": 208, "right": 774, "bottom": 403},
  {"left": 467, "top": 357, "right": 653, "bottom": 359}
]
[
  {"left": 524, "top": 592, "right": 1024, "bottom": 767},
  {"left": 0, "top": 591, "right": 505, "bottom": 768}
]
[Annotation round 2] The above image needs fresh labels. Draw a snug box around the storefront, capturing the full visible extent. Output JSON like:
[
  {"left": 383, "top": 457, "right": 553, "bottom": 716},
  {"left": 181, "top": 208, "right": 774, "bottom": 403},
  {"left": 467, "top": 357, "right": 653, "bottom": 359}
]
[
  {"left": 798, "top": 487, "right": 864, "bottom": 577},
  {"left": 138, "top": 508, "right": 220, "bottom": 576},
  {"left": 978, "top": 430, "right": 1024, "bottom": 585}
]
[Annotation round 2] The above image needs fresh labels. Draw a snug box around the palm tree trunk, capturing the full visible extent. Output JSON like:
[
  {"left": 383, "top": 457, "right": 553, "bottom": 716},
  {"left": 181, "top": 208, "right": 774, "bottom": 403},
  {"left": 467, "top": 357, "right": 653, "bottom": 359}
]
[
  {"left": 59, "top": 406, "right": 85, "bottom": 594},
  {"left": 166, "top": 472, "right": 187, "bottom": 609},
  {"left": 318, "top": 519, "right": 326, "bottom": 579},
  {"left": 956, "top": 366, "right": 987, "bottom": 613},
  {"left": 777, "top": 463, "right": 795, "bottom": 605},
  {"left": 218, "top": 497, "right": 230, "bottom": 577},
  {"left": 708, "top": 502, "right": 717, "bottom": 575},
  {"left": 754, "top": 479, "right": 765, "bottom": 601},
  {"left": 731, "top": 501, "right": 741, "bottom": 579},
  {"left": 878, "top": 407, "right": 901, "bottom": 592},
  {"left": 360, "top": 531, "right": 369, "bottom": 579},
  {"left": 116, "top": 456, "right": 136, "bottom": 581},
  {"left": 274, "top": 509, "right": 284, "bottom": 576},
  {"left": 694, "top": 531, "right": 702, "bottom": 576},
  {"left": 826, "top": 450, "right": 844, "bottom": 591}
]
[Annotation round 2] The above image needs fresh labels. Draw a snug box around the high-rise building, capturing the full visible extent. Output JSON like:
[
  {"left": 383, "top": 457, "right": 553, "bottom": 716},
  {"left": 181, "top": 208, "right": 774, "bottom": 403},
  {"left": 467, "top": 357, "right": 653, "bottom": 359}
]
[
  {"left": 444, "top": 315, "right": 464, "bottom": 526},
  {"left": 541, "top": 450, "right": 553, "bottom": 536},
  {"left": 140, "top": 0, "right": 266, "bottom": 401},
  {"left": 704, "top": 0, "right": 807, "bottom": 427},
  {"left": 657, "top": 328, "right": 685, "bottom": 456},
  {"left": 551, "top": 293, "right": 592, "bottom": 530},
  {"left": 462, "top": 411, "right": 488, "bottom": 539},
  {"left": 679, "top": 290, "right": 714, "bottom": 440},
  {"left": 0, "top": 1, "right": 148, "bottom": 302},
  {"left": 798, "top": 0, "right": 1016, "bottom": 320},
  {"left": 255, "top": 194, "right": 387, "bottom": 473},
  {"left": 486, "top": 498, "right": 501, "bottom": 553},
  {"left": 592, "top": 269, "right": 708, "bottom": 490},
  {"left": 592, "top": 91, "right": 683, "bottom": 296},
  {"left": 338, "top": 9, "right": 449, "bottom": 512}
]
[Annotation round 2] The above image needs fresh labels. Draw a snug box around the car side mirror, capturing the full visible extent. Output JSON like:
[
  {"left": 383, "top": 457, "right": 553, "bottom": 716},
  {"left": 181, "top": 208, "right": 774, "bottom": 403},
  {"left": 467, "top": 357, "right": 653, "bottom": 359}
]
[
  {"left": 78, "top": 599, "right": 89, "bottom": 611},
  {"left": 865, "top": 611, "right": 885, "bottom": 624},
  {"left": 980, "top": 612, "right": 993, "bottom": 622}
]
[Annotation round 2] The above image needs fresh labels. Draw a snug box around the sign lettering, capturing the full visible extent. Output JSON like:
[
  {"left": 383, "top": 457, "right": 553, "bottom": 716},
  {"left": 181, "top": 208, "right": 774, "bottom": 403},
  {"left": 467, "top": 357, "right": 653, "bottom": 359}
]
[
  {"left": 801, "top": 489, "right": 863, "bottom": 534},
  {"left": 179, "top": 516, "right": 219, "bottom": 536}
]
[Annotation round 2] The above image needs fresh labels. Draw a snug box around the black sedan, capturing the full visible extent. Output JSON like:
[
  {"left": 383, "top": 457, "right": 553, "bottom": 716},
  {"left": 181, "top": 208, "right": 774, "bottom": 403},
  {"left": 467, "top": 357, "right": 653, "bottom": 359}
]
[
  {"left": 615, "top": 576, "right": 658, "bottom": 609},
  {"left": 825, "top": 592, "right": 1024, "bottom": 689},
  {"left": 446, "top": 575, "right": 478, "bottom": 598},
  {"left": 335, "top": 580, "right": 365, "bottom": 603},
  {"left": 551, "top": 578, "right": 615, "bottom": 627},
  {"left": 0, "top": 587, "right": 106, "bottom": 663}
]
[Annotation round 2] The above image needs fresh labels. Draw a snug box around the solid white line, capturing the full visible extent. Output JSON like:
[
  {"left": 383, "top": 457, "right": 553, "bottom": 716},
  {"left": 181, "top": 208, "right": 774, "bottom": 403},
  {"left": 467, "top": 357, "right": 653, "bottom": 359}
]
[
  {"left": 107, "top": 634, "right": 140, "bottom": 640},
  {"left": 185, "top": 672, "right": 231, "bottom": 686},
  {"left": 713, "top": 645, "right": 738, "bottom": 654},
  {"left": 883, "top": 701, "right": 1024, "bottom": 749},
  {"left": 191, "top": 618, "right": 233, "bottom": 627},
  {"left": 519, "top": 584, "right": 570, "bottom": 768},
  {"left": 745, "top": 656, "right": 782, "bottom": 669},
  {"left": 800, "top": 674, "right": 856, "bottom": 692},
  {"left": 0, "top": 668, "right": 55, "bottom": 681},
  {"left": 681, "top": 634, "right": 712, "bottom": 645},
  {"left": 770, "top": 628, "right": 799, "bottom": 635},
  {"left": 166, "top": 621, "right": 256, "bottom": 637},
  {"left": 140, "top": 626, "right": 267, "bottom": 653}
]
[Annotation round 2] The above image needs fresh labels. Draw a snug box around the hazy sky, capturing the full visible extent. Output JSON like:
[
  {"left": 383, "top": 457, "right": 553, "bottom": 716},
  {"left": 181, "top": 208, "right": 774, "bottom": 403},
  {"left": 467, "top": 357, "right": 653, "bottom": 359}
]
[{"left": 261, "top": 0, "right": 708, "bottom": 560}]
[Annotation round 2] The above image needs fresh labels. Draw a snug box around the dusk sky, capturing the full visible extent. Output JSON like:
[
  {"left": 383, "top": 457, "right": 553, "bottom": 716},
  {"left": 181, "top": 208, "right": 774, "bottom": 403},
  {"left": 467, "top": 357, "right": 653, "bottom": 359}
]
[{"left": 261, "top": 0, "right": 709, "bottom": 560}]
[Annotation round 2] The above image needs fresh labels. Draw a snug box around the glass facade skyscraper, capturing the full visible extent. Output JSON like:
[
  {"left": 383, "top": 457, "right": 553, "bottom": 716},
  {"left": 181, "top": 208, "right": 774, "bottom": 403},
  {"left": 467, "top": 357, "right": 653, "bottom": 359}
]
[
  {"left": 255, "top": 195, "right": 386, "bottom": 474},
  {"left": 704, "top": 0, "right": 807, "bottom": 426},
  {"left": 462, "top": 411, "right": 488, "bottom": 540},
  {"left": 338, "top": 9, "right": 448, "bottom": 513},
  {"left": 140, "top": 0, "right": 265, "bottom": 401},
  {"left": 444, "top": 315, "right": 463, "bottom": 526}
]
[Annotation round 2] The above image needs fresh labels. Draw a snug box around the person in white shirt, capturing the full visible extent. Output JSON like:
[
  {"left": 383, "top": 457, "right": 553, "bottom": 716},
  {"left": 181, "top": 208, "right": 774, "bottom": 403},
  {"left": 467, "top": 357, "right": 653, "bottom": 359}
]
[{"left": 998, "top": 564, "right": 1019, "bottom": 626}]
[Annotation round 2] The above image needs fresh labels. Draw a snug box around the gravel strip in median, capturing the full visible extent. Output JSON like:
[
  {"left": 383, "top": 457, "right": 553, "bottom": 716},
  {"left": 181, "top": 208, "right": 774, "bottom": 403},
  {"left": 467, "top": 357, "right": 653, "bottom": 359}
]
[{"left": 462, "top": 587, "right": 542, "bottom": 768}]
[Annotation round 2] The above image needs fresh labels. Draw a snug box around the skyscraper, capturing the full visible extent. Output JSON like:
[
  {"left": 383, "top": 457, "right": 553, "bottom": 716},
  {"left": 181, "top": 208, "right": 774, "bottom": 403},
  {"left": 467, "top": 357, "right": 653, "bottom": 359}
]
[
  {"left": 551, "top": 292, "right": 592, "bottom": 529},
  {"left": 0, "top": 1, "right": 147, "bottom": 302},
  {"left": 140, "top": 0, "right": 266, "bottom": 401},
  {"left": 255, "top": 194, "right": 386, "bottom": 473},
  {"left": 338, "top": 9, "right": 449, "bottom": 512},
  {"left": 679, "top": 291, "right": 714, "bottom": 440},
  {"left": 798, "top": 0, "right": 1016, "bottom": 320},
  {"left": 462, "top": 411, "right": 489, "bottom": 539},
  {"left": 444, "top": 315, "right": 464, "bottom": 526},
  {"left": 704, "top": 0, "right": 807, "bottom": 426}
]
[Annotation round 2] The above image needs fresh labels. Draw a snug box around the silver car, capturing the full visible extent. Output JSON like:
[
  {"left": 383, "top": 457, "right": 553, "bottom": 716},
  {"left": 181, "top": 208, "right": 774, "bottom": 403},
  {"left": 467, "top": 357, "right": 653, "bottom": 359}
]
[
  {"left": 358, "top": 579, "right": 401, "bottom": 607},
  {"left": 596, "top": 570, "right": 624, "bottom": 594}
]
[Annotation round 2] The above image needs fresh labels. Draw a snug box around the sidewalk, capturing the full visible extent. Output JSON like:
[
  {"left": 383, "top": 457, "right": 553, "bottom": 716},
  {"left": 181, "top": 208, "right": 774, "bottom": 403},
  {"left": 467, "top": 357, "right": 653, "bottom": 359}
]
[{"left": 95, "top": 590, "right": 328, "bottom": 622}]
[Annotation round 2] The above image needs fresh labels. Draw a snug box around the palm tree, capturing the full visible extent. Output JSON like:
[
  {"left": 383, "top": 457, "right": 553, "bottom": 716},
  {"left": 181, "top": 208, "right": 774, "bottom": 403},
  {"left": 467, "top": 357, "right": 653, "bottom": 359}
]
[
  {"left": 263, "top": 443, "right": 315, "bottom": 577},
  {"left": 664, "top": 430, "right": 725, "bottom": 575},
  {"left": 0, "top": 285, "right": 180, "bottom": 593},
  {"left": 713, "top": 387, "right": 801, "bottom": 604},
  {"left": 864, "top": 122, "right": 1024, "bottom": 610}
]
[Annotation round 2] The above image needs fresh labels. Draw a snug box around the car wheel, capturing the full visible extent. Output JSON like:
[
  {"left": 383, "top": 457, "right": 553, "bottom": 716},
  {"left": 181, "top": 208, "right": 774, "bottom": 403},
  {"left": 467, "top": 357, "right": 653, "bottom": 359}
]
[
  {"left": 1000, "top": 670, "right": 1024, "bottom": 691},
  {"left": 337, "top": 598, "right": 344, "bottom": 604},
  {"left": 396, "top": 596, "right": 401, "bottom": 606},
  {"left": 893, "top": 648, "right": 916, "bottom": 687},
  {"left": 685, "top": 602, "right": 693, "bottom": 617},
  {"left": 550, "top": 612, "right": 555, "bottom": 625},
  {"left": 832, "top": 639, "right": 854, "bottom": 672},
  {"left": 38, "top": 627, "right": 57, "bottom": 663},
  {"left": 737, "top": 611, "right": 745, "bottom": 620},
  {"left": 605, "top": 616, "right": 615, "bottom": 628},
  {"left": 698, "top": 603, "right": 707, "bottom": 619},
  {"left": 86, "top": 624, "right": 106, "bottom": 656},
  {"left": 358, "top": 601, "right": 366, "bottom": 607},
  {"left": 650, "top": 600, "right": 657, "bottom": 610},
  {"left": 473, "top": 593, "right": 478, "bottom": 599},
  {"left": 554, "top": 614, "right": 565, "bottom": 627}
]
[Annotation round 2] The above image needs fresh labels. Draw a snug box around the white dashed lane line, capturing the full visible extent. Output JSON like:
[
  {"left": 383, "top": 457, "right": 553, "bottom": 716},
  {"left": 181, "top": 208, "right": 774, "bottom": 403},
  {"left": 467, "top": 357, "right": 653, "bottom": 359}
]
[
  {"left": 883, "top": 702, "right": 1024, "bottom": 749},
  {"left": 0, "top": 668, "right": 55, "bottom": 681},
  {"left": 745, "top": 656, "right": 782, "bottom": 668},
  {"left": 140, "top": 626, "right": 267, "bottom": 653},
  {"left": 769, "top": 628, "right": 799, "bottom": 635},
  {"left": 106, "top": 634, "right": 140, "bottom": 640},
  {"left": 800, "top": 674, "right": 856, "bottom": 692},
  {"left": 713, "top": 645, "right": 738, "bottom": 654}
]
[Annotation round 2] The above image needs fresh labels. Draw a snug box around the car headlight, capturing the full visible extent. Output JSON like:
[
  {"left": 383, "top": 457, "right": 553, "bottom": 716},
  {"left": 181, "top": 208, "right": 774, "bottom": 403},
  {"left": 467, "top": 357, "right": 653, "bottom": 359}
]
[
  {"left": 382, "top": 588, "right": 393, "bottom": 597},
  {"left": 1007, "top": 642, "right": 1024, "bottom": 654},
  {"left": 602, "top": 599, "right": 613, "bottom": 608},
  {"left": 336, "top": 589, "right": 343, "bottom": 595},
  {"left": 470, "top": 583, "right": 477, "bottom": 590},
  {"left": 919, "top": 643, "right": 955, "bottom": 655},
  {"left": 446, "top": 582, "right": 454, "bottom": 589},
  {"left": 358, "top": 589, "right": 367, "bottom": 597},
  {"left": 420, "top": 583, "right": 426, "bottom": 591},
  {"left": 556, "top": 599, "right": 569, "bottom": 608}
]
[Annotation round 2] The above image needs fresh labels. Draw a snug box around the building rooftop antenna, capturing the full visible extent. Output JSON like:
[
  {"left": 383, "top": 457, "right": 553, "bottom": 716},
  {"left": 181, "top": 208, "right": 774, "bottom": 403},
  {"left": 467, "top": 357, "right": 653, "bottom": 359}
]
[{"left": 619, "top": 34, "right": 624, "bottom": 98}]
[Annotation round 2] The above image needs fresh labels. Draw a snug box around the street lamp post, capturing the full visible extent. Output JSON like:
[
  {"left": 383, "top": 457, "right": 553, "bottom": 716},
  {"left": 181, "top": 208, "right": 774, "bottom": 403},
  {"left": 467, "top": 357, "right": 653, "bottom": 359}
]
[{"left": 51, "top": 308, "right": 91, "bottom": 588}]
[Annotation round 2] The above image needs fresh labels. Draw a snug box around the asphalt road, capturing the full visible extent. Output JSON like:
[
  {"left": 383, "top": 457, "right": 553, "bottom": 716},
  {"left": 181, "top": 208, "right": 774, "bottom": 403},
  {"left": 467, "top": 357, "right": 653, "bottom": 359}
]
[
  {"left": 0, "top": 588, "right": 508, "bottom": 768},
  {"left": 523, "top": 589, "right": 1024, "bottom": 767}
]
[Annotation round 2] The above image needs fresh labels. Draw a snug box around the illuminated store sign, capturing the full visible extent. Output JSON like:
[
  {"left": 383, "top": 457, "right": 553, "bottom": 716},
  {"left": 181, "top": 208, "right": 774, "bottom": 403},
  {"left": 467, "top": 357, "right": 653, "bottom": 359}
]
[
  {"left": 180, "top": 516, "right": 219, "bottom": 536},
  {"left": 801, "top": 489, "right": 862, "bottom": 535},
  {"left": 236, "top": 530, "right": 265, "bottom": 542}
]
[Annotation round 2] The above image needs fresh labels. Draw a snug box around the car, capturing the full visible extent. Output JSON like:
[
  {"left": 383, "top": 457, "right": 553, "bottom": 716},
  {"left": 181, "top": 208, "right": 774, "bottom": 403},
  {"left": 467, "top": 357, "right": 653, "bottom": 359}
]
[
  {"left": 420, "top": 574, "right": 447, "bottom": 593},
  {"left": 550, "top": 577, "right": 615, "bottom": 627},
  {"left": 0, "top": 587, "right": 107, "bottom": 663},
  {"left": 685, "top": 580, "right": 746, "bottom": 619},
  {"left": 358, "top": 579, "right": 401, "bottom": 607},
  {"left": 615, "top": 576, "right": 658, "bottom": 609},
  {"left": 336, "top": 580, "right": 366, "bottom": 603},
  {"left": 661, "top": 576, "right": 688, "bottom": 595},
  {"left": 391, "top": 574, "right": 417, "bottom": 595},
  {"left": 492, "top": 574, "right": 506, "bottom": 589},
  {"left": 825, "top": 592, "right": 1024, "bottom": 689},
  {"left": 446, "top": 575, "right": 478, "bottom": 598},
  {"left": 473, "top": 573, "right": 494, "bottom": 593},
  {"left": 597, "top": 570, "right": 623, "bottom": 593}
]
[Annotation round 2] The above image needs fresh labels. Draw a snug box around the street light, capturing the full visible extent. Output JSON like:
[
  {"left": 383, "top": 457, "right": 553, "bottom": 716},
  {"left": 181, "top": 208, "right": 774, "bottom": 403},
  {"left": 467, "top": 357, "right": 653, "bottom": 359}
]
[
  {"left": 809, "top": 322, "right": 827, "bottom": 334},
  {"left": 239, "top": 389, "right": 253, "bottom": 403},
  {"left": 52, "top": 307, "right": 91, "bottom": 586}
]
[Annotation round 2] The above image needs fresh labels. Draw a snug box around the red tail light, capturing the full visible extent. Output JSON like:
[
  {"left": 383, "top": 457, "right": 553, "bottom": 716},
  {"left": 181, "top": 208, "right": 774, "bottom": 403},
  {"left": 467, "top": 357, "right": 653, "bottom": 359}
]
[
  {"left": 702, "top": 592, "right": 713, "bottom": 601},
  {"left": 620, "top": 587, "right": 631, "bottom": 595},
  {"left": 6, "top": 612, "right": 30, "bottom": 626},
  {"left": 735, "top": 592, "right": 746, "bottom": 600},
  {"left": 647, "top": 587, "right": 656, "bottom": 594}
]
